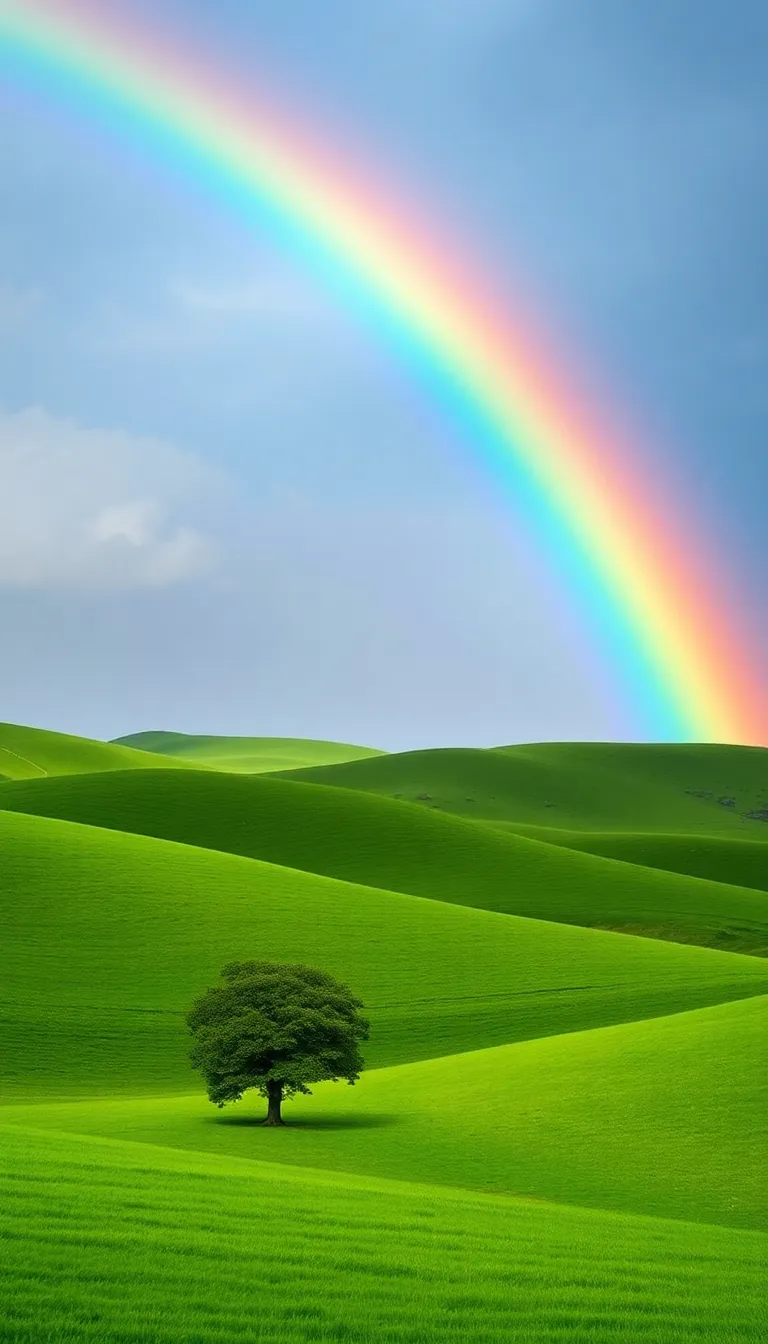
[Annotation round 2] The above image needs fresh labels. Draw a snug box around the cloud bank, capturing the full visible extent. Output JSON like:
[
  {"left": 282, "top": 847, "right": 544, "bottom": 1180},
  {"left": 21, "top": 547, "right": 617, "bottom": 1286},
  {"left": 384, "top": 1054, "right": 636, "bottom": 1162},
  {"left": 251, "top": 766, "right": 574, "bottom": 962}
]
[{"left": 0, "top": 409, "right": 217, "bottom": 590}]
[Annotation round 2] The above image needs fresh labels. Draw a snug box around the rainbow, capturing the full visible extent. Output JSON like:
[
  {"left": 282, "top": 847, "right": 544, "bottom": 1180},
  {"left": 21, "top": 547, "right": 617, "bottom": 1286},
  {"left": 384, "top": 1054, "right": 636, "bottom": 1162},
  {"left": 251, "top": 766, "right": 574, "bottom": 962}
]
[{"left": 2, "top": 0, "right": 765, "bottom": 743}]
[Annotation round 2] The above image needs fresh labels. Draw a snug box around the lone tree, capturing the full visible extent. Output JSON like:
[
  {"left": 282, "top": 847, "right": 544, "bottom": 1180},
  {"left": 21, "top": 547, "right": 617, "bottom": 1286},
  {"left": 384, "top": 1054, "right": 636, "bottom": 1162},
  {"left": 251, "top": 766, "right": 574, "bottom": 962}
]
[{"left": 186, "top": 961, "right": 369, "bottom": 1125}]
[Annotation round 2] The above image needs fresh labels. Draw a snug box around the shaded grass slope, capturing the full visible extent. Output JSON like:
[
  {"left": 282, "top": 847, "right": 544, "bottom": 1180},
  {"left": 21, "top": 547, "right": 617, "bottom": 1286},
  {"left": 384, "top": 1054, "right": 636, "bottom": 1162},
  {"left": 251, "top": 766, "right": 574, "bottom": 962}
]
[
  {"left": 2, "top": 769, "right": 767, "bottom": 955},
  {"left": 0, "top": 721, "right": 191, "bottom": 781},
  {"left": 2, "top": 1127, "right": 763, "bottom": 1344},
  {"left": 3, "top": 809, "right": 768, "bottom": 1099},
  {"left": 112, "top": 731, "right": 384, "bottom": 773},
  {"left": 280, "top": 741, "right": 768, "bottom": 831},
  {"left": 16, "top": 995, "right": 765, "bottom": 1231},
  {"left": 505, "top": 824, "right": 768, "bottom": 892}
]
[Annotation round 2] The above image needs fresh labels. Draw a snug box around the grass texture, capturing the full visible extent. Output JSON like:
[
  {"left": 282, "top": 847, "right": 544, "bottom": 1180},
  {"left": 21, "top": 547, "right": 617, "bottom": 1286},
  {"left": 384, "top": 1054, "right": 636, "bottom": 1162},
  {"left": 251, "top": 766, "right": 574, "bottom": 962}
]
[
  {"left": 112, "top": 731, "right": 384, "bottom": 773},
  {"left": 2, "top": 1127, "right": 764, "bottom": 1344},
  {"left": 3, "top": 807, "right": 768, "bottom": 1101},
  {"left": 2, "top": 769, "right": 766, "bottom": 954},
  {"left": 2, "top": 727, "right": 767, "bottom": 1342},
  {"left": 8, "top": 995, "right": 764, "bottom": 1231}
]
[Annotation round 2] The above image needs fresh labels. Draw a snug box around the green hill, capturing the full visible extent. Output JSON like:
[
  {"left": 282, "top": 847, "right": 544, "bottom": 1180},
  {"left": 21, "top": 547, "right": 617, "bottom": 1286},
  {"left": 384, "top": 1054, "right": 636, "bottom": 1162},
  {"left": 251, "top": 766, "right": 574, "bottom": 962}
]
[
  {"left": 3, "top": 807, "right": 768, "bottom": 1099},
  {"left": 112, "top": 730, "right": 384, "bottom": 773},
  {"left": 279, "top": 741, "right": 768, "bottom": 831},
  {"left": 504, "top": 824, "right": 768, "bottom": 891},
  {"left": 2, "top": 728, "right": 767, "bottom": 1344},
  {"left": 2, "top": 1128, "right": 761, "bottom": 1344},
  {"left": 0, "top": 721, "right": 192, "bottom": 780},
  {"left": 6, "top": 994, "right": 765, "bottom": 1231},
  {"left": 2, "top": 768, "right": 767, "bottom": 954}
]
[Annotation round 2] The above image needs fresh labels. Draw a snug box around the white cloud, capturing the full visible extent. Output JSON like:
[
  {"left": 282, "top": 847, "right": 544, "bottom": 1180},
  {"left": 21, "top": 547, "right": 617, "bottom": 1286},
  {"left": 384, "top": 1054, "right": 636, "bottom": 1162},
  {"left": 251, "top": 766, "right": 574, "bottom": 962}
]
[
  {"left": 172, "top": 270, "right": 326, "bottom": 321},
  {"left": 89, "top": 260, "right": 347, "bottom": 362},
  {"left": 0, "top": 409, "right": 218, "bottom": 590}
]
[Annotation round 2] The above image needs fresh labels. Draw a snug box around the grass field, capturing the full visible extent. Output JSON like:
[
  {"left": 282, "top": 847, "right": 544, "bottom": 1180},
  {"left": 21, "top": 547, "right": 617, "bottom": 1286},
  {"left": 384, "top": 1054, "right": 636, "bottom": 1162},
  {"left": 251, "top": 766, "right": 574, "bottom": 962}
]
[
  {"left": 112, "top": 730, "right": 384, "bottom": 773},
  {"left": 7, "top": 806, "right": 768, "bottom": 1098},
  {"left": 0, "top": 721, "right": 194, "bottom": 780},
  {"left": 2, "top": 726, "right": 767, "bottom": 1341},
  {"left": 2, "top": 768, "right": 766, "bottom": 954},
  {"left": 280, "top": 741, "right": 768, "bottom": 831},
  {"left": 5, "top": 994, "right": 765, "bottom": 1229},
  {"left": 3, "top": 1128, "right": 764, "bottom": 1344},
  {"left": 502, "top": 824, "right": 768, "bottom": 891}
]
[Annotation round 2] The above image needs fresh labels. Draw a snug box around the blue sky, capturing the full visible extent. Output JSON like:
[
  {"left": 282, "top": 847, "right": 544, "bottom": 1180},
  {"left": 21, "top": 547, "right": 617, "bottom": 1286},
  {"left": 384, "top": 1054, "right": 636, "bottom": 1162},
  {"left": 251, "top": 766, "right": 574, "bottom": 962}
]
[{"left": 1, "top": 0, "right": 765, "bottom": 748}]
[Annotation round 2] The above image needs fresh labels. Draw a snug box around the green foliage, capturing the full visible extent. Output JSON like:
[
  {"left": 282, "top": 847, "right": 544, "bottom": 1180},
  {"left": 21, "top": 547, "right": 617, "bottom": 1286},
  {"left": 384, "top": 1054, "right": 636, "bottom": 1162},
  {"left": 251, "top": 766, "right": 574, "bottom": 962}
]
[{"left": 187, "top": 961, "right": 368, "bottom": 1110}]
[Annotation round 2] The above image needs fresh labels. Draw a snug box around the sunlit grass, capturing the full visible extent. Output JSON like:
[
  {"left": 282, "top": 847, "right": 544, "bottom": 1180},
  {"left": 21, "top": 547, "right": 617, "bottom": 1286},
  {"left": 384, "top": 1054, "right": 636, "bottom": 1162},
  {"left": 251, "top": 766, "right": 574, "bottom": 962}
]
[
  {"left": 7, "top": 994, "right": 765, "bottom": 1231},
  {"left": 2, "top": 768, "right": 767, "bottom": 954},
  {"left": 1, "top": 1126, "right": 765, "bottom": 1344},
  {"left": 5, "top": 807, "right": 766, "bottom": 1101}
]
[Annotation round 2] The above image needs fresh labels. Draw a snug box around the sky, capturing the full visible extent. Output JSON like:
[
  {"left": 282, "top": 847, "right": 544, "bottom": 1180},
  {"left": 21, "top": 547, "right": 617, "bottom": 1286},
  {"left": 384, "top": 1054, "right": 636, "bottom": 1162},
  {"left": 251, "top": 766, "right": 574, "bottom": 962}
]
[{"left": 1, "top": 0, "right": 766, "bottom": 750}]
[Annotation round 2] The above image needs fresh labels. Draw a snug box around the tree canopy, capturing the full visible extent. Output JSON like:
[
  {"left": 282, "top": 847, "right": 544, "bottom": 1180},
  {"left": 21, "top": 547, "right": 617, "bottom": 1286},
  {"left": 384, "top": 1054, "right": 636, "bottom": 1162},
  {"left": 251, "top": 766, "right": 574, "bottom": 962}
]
[{"left": 186, "top": 961, "right": 369, "bottom": 1124}]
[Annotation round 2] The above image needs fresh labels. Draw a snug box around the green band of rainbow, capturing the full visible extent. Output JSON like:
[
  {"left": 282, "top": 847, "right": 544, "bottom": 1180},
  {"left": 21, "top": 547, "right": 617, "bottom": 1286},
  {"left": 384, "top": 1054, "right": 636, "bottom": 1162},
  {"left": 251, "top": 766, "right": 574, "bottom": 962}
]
[{"left": 2, "top": 0, "right": 765, "bottom": 743}]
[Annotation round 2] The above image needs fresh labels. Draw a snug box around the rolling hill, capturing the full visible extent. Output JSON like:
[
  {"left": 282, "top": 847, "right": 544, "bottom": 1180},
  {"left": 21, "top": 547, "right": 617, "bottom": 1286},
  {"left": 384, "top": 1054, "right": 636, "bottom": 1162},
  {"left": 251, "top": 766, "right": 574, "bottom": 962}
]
[
  {"left": 112, "top": 730, "right": 385, "bottom": 773},
  {"left": 6, "top": 994, "right": 764, "bottom": 1230},
  {"left": 278, "top": 741, "right": 768, "bottom": 831},
  {"left": 3, "top": 806, "right": 768, "bottom": 1100},
  {"left": 1, "top": 767, "right": 767, "bottom": 954},
  {"left": 504, "top": 824, "right": 768, "bottom": 891},
  {"left": 0, "top": 720, "right": 193, "bottom": 780},
  {"left": 2, "top": 723, "right": 767, "bottom": 1343},
  {"left": 2, "top": 1126, "right": 761, "bottom": 1344}
]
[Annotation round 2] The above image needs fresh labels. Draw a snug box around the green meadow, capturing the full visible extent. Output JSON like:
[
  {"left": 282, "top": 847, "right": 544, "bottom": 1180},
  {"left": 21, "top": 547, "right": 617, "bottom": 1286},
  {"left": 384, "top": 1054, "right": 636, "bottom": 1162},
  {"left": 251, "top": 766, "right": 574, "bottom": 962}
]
[
  {"left": 0, "top": 720, "right": 194, "bottom": 780},
  {"left": 1, "top": 722, "right": 767, "bottom": 1341},
  {"left": 113, "top": 729, "right": 384, "bottom": 773}
]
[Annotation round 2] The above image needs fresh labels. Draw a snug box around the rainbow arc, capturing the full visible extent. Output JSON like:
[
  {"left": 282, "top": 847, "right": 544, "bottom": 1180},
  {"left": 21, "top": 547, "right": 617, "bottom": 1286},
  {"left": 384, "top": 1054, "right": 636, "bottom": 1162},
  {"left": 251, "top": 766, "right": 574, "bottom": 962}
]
[{"left": 2, "top": 0, "right": 765, "bottom": 743}]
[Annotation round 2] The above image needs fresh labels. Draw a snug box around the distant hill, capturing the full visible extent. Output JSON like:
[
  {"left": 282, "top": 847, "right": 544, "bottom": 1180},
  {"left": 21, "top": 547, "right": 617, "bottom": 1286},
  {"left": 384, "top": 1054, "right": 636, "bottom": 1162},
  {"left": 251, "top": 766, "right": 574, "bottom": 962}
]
[
  {"left": 111, "top": 731, "right": 385, "bottom": 773},
  {"left": 3, "top": 805, "right": 767, "bottom": 1099},
  {"left": 500, "top": 823, "right": 768, "bottom": 892},
  {"left": 0, "top": 721, "right": 192, "bottom": 781},
  {"left": 2, "top": 767, "right": 766, "bottom": 955},
  {"left": 278, "top": 741, "right": 768, "bottom": 832}
]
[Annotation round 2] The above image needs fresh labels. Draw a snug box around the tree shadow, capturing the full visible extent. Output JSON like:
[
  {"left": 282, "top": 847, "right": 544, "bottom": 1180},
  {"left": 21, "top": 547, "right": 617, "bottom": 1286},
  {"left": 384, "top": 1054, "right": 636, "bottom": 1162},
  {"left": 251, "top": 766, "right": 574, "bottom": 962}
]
[{"left": 210, "top": 1112, "right": 397, "bottom": 1131}]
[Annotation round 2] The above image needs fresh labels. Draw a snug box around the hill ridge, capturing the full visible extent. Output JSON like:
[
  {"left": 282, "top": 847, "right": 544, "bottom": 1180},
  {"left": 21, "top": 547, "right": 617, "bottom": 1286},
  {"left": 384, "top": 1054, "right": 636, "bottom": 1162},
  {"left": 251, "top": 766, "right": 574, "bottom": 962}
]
[
  {"left": 111, "top": 730, "right": 385, "bottom": 773},
  {"left": 2, "top": 766, "right": 766, "bottom": 955},
  {"left": 0, "top": 720, "right": 195, "bottom": 780},
  {"left": 3, "top": 806, "right": 767, "bottom": 1101},
  {"left": 277, "top": 741, "right": 768, "bottom": 831}
]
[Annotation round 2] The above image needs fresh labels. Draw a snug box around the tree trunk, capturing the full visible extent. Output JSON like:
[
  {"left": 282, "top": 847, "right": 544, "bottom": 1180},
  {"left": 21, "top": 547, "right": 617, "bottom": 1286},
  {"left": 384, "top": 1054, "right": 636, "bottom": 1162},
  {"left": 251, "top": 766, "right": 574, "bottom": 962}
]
[{"left": 262, "top": 1080, "right": 284, "bottom": 1126}]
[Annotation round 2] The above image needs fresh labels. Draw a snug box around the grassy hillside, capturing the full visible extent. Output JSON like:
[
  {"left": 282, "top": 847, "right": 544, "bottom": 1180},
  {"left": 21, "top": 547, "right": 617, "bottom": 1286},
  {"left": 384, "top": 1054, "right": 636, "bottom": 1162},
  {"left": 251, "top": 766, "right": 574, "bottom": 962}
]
[
  {"left": 2, "top": 768, "right": 768, "bottom": 955},
  {"left": 112, "top": 730, "right": 384, "bottom": 773},
  {"left": 7, "top": 995, "right": 765, "bottom": 1231},
  {"left": 2, "top": 728, "right": 766, "bottom": 1343},
  {"left": 505, "top": 824, "right": 768, "bottom": 891},
  {"left": 2, "top": 1129, "right": 762, "bottom": 1344},
  {"left": 0, "top": 721, "right": 192, "bottom": 781},
  {"left": 4, "top": 807, "right": 768, "bottom": 1099},
  {"left": 280, "top": 741, "right": 768, "bottom": 831}
]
